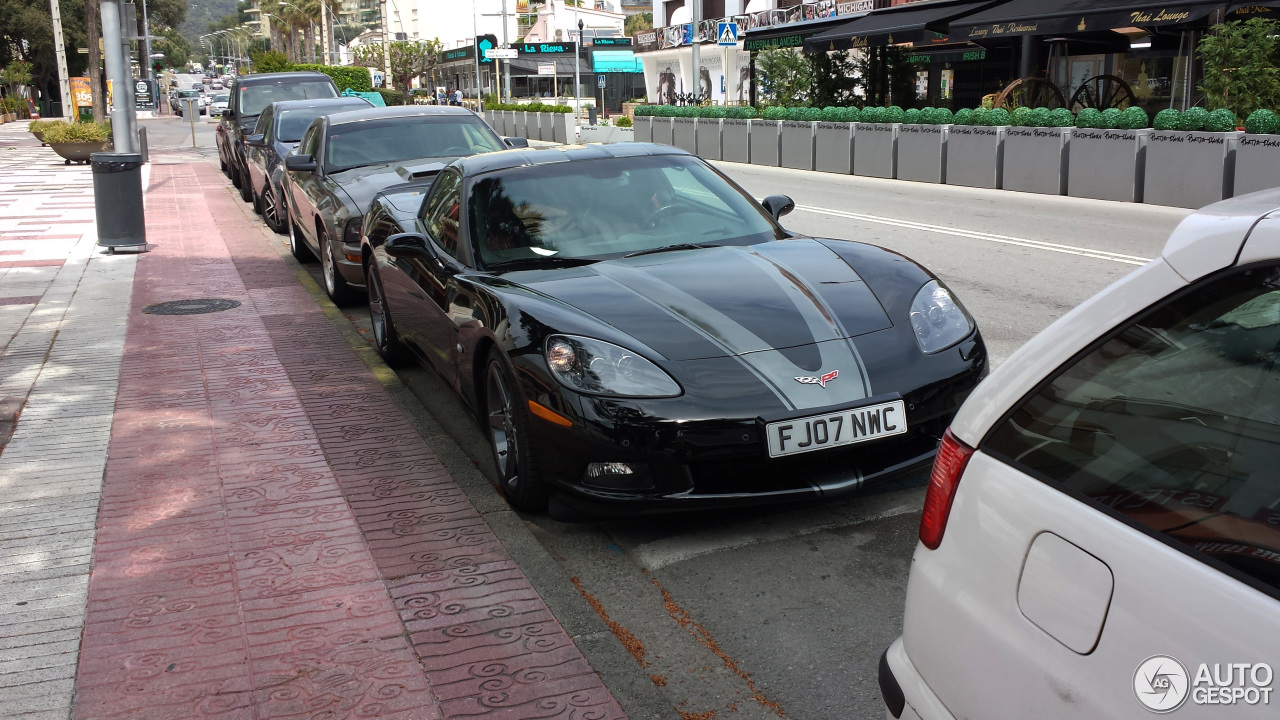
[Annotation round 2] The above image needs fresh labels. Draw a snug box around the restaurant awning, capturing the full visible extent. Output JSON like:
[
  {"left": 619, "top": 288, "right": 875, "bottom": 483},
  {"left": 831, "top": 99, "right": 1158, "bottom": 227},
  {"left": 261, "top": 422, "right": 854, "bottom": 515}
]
[
  {"left": 949, "top": 0, "right": 1222, "bottom": 40},
  {"left": 803, "top": 0, "right": 1004, "bottom": 52},
  {"left": 742, "top": 13, "right": 868, "bottom": 52}
]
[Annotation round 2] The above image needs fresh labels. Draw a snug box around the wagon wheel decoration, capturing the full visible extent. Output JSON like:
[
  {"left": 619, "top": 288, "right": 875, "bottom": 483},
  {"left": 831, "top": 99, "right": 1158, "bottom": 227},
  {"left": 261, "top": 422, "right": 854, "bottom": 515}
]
[
  {"left": 994, "top": 77, "right": 1067, "bottom": 110},
  {"left": 1070, "top": 75, "right": 1136, "bottom": 112}
]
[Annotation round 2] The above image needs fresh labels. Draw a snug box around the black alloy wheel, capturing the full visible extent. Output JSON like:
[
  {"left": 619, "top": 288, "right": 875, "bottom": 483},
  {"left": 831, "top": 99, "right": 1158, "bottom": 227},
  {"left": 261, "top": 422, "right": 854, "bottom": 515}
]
[
  {"left": 287, "top": 205, "right": 314, "bottom": 262},
  {"left": 320, "top": 231, "right": 359, "bottom": 306},
  {"left": 366, "top": 264, "right": 407, "bottom": 365},
  {"left": 484, "top": 348, "right": 548, "bottom": 512},
  {"left": 262, "top": 185, "right": 287, "bottom": 235}
]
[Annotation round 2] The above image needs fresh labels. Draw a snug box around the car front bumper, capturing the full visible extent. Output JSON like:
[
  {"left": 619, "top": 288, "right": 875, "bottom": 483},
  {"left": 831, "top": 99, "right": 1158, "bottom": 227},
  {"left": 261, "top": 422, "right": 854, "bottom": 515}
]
[{"left": 880, "top": 638, "right": 957, "bottom": 720}]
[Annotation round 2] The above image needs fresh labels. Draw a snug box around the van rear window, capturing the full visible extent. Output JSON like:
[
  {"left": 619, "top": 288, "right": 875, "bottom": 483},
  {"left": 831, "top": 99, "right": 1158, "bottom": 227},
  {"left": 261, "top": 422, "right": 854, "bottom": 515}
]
[{"left": 985, "top": 264, "right": 1280, "bottom": 597}]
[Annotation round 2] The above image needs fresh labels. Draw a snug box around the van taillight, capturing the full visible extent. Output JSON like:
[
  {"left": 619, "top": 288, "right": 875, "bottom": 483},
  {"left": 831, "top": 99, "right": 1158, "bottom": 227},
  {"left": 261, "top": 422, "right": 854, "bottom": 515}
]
[{"left": 919, "top": 428, "right": 974, "bottom": 550}]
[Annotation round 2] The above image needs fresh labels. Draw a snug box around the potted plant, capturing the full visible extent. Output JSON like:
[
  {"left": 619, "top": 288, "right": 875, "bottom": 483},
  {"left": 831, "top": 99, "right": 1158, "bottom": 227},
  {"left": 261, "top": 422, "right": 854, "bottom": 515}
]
[
  {"left": 1003, "top": 107, "right": 1076, "bottom": 196},
  {"left": 1235, "top": 109, "right": 1280, "bottom": 196},
  {"left": 854, "top": 105, "right": 905, "bottom": 179},
  {"left": 898, "top": 107, "right": 954, "bottom": 184},
  {"left": 750, "top": 106, "right": 785, "bottom": 167},
  {"left": 633, "top": 105, "right": 655, "bottom": 143},
  {"left": 43, "top": 121, "right": 111, "bottom": 164},
  {"left": 550, "top": 104, "right": 574, "bottom": 144},
  {"left": 28, "top": 118, "right": 63, "bottom": 145},
  {"left": 1068, "top": 106, "right": 1151, "bottom": 203},
  {"left": 946, "top": 107, "right": 1010, "bottom": 189},
  {"left": 815, "top": 106, "right": 858, "bottom": 174},
  {"left": 721, "top": 106, "right": 756, "bottom": 163},
  {"left": 779, "top": 106, "right": 822, "bottom": 171},
  {"left": 1144, "top": 107, "right": 1241, "bottom": 208}
]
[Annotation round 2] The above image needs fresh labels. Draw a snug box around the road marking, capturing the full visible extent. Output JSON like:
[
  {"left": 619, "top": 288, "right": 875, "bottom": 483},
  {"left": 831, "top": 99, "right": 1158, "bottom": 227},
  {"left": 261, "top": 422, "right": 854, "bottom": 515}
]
[{"left": 795, "top": 204, "right": 1152, "bottom": 266}]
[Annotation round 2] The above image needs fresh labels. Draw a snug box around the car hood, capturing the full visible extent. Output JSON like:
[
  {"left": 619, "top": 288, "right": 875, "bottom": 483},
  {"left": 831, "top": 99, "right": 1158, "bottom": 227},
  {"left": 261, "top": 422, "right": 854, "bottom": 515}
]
[
  {"left": 510, "top": 239, "right": 894, "bottom": 364},
  {"left": 330, "top": 159, "right": 452, "bottom": 211}
]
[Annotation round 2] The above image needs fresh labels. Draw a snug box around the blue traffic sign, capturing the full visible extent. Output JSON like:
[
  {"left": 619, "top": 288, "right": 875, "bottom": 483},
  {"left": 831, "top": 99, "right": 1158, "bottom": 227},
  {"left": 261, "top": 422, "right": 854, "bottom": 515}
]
[
  {"left": 717, "top": 21, "right": 739, "bottom": 46},
  {"left": 598, "top": 74, "right": 606, "bottom": 89}
]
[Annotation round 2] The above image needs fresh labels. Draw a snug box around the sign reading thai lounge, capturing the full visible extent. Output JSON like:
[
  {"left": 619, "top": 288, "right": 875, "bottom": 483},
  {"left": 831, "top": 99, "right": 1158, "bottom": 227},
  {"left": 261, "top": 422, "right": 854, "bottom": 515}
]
[{"left": 960, "top": 5, "right": 1207, "bottom": 38}]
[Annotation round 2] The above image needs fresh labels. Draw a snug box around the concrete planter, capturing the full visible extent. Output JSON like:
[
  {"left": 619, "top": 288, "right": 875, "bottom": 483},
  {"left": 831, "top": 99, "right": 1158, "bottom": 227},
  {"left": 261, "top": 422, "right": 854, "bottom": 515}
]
[
  {"left": 1235, "top": 134, "right": 1280, "bottom": 196},
  {"left": 579, "top": 125, "right": 635, "bottom": 143},
  {"left": 484, "top": 110, "right": 494, "bottom": 129},
  {"left": 672, "top": 118, "right": 698, "bottom": 154},
  {"left": 1145, "top": 130, "right": 1240, "bottom": 208},
  {"left": 781, "top": 121, "right": 817, "bottom": 171},
  {"left": 897, "top": 124, "right": 948, "bottom": 183},
  {"left": 538, "top": 113, "right": 554, "bottom": 142},
  {"left": 722, "top": 119, "right": 751, "bottom": 163},
  {"left": 1003, "top": 127, "right": 1071, "bottom": 196},
  {"left": 652, "top": 117, "right": 674, "bottom": 146},
  {"left": 697, "top": 119, "right": 723, "bottom": 160},
  {"left": 514, "top": 112, "right": 528, "bottom": 139},
  {"left": 946, "top": 126, "right": 1005, "bottom": 189},
  {"left": 1068, "top": 128, "right": 1151, "bottom": 203},
  {"left": 551, "top": 113, "right": 573, "bottom": 144},
  {"left": 749, "top": 120, "right": 782, "bottom": 167},
  {"left": 815, "top": 123, "right": 854, "bottom": 174},
  {"left": 853, "top": 123, "right": 898, "bottom": 178},
  {"left": 635, "top": 116, "right": 653, "bottom": 143}
]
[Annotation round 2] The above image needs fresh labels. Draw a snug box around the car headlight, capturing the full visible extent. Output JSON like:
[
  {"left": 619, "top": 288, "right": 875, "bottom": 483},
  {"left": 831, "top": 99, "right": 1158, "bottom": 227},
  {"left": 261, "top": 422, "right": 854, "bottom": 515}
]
[
  {"left": 545, "top": 335, "right": 681, "bottom": 398},
  {"left": 343, "top": 217, "right": 363, "bottom": 246},
  {"left": 909, "top": 280, "right": 974, "bottom": 354}
]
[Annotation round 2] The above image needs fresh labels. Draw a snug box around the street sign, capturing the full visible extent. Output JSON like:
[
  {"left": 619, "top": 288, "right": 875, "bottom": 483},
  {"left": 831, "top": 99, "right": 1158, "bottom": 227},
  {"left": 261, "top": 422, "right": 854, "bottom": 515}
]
[
  {"left": 598, "top": 74, "right": 606, "bottom": 89},
  {"left": 537, "top": 62, "right": 556, "bottom": 76},
  {"left": 485, "top": 48, "right": 518, "bottom": 59},
  {"left": 717, "top": 21, "right": 739, "bottom": 46}
]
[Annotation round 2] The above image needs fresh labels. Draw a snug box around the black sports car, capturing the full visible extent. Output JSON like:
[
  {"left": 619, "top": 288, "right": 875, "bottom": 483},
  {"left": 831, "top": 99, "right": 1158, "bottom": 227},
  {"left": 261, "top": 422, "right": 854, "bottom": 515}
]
[{"left": 361, "top": 144, "right": 987, "bottom": 514}]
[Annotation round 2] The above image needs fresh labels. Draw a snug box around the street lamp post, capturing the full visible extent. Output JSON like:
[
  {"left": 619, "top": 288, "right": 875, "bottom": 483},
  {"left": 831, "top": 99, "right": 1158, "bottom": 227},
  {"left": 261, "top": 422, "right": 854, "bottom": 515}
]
[
  {"left": 380, "top": 0, "right": 392, "bottom": 89},
  {"left": 574, "top": 17, "right": 582, "bottom": 116}
]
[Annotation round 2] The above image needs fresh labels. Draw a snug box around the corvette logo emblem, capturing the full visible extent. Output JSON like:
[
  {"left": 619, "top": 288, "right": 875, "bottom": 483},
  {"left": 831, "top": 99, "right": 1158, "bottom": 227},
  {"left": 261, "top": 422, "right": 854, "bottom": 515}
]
[{"left": 795, "top": 370, "right": 839, "bottom": 388}]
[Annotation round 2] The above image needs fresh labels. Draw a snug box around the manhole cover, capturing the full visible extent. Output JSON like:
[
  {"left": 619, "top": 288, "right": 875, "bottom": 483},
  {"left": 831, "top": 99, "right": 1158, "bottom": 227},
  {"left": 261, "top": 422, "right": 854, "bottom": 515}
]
[{"left": 143, "top": 298, "right": 242, "bottom": 315}]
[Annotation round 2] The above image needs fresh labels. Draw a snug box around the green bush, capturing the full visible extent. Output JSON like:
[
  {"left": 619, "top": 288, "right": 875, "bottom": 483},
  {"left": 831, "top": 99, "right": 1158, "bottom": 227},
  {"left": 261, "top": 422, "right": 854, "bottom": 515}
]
[
  {"left": 885, "top": 105, "right": 906, "bottom": 124},
  {"left": 861, "top": 106, "right": 886, "bottom": 123},
  {"left": 762, "top": 106, "right": 786, "bottom": 120},
  {"left": 1153, "top": 108, "right": 1181, "bottom": 130},
  {"left": 1100, "top": 107, "right": 1123, "bottom": 129},
  {"left": 820, "top": 106, "right": 841, "bottom": 122},
  {"left": 802, "top": 106, "right": 823, "bottom": 121},
  {"left": 1179, "top": 106, "right": 1209, "bottom": 131},
  {"left": 1010, "top": 106, "right": 1033, "bottom": 127},
  {"left": 931, "top": 107, "right": 954, "bottom": 125},
  {"left": 784, "top": 106, "right": 805, "bottom": 121},
  {"left": 1204, "top": 107, "right": 1238, "bottom": 132},
  {"left": 616, "top": 115, "right": 633, "bottom": 128},
  {"left": 1049, "top": 108, "right": 1075, "bottom": 127},
  {"left": 1245, "top": 108, "right": 1280, "bottom": 134},
  {"left": 378, "top": 89, "right": 405, "bottom": 106},
  {"left": 953, "top": 108, "right": 973, "bottom": 125},
  {"left": 904, "top": 107, "right": 921, "bottom": 124},
  {"left": 43, "top": 121, "right": 110, "bottom": 143},
  {"left": 1029, "top": 107, "right": 1052, "bottom": 127},
  {"left": 633, "top": 105, "right": 655, "bottom": 117},
  {"left": 987, "top": 108, "right": 1011, "bottom": 126},
  {"left": 1121, "top": 106, "right": 1149, "bottom": 129},
  {"left": 1075, "top": 108, "right": 1103, "bottom": 128},
  {"left": 970, "top": 107, "right": 991, "bottom": 126},
  {"left": 28, "top": 118, "right": 63, "bottom": 134},
  {"left": 291, "top": 64, "right": 373, "bottom": 93}
]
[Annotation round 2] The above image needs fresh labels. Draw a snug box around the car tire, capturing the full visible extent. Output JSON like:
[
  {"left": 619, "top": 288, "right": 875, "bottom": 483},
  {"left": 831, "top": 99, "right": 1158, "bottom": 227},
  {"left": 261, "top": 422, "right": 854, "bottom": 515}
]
[
  {"left": 230, "top": 161, "right": 243, "bottom": 189},
  {"left": 251, "top": 187, "right": 264, "bottom": 215},
  {"left": 219, "top": 153, "right": 227, "bottom": 172},
  {"left": 320, "top": 231, "right": 359, "bottom": 306},
  {"left": 484, "top": 348, "right": 549, "bottom": 513},
  {"left": 238, "top": 166, "right": 254, "bottom": 203},
  {"left": 263, "top": 185, "right": 287, "bottom": 235},
  {"left": 287, "top": 205, "right": 314, "bottom": 262},
  {"left": 366, "top": 263, "right": 408, "bottom": 366}
]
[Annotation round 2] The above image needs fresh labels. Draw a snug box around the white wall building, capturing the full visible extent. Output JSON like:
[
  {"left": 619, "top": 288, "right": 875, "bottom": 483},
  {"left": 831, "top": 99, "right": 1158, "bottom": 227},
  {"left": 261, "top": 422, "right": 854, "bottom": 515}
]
[
  {"left": 395, "top": 0, "right": 522, "bottom": 50},
  {"left": 523, "top": 0, "right": 626, "bottom": 44}
]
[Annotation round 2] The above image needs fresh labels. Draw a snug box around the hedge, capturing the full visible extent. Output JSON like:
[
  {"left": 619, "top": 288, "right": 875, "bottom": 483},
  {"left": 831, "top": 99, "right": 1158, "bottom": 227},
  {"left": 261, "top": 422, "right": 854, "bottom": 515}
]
[
  {"left": 290, "top": 64, "right": 372, "bottom": 93},
  {"left": 378, "top": 89, "right": 405, "bottom": 106},
  {"left": 486, "top": 102, "right": 573, "bottom": 113},
  {"left": 633, "top": 105, "right": 756, "bottom": 119},
  {"left": 1153, "top": 107, "right": 1240, "bottom": 132}
]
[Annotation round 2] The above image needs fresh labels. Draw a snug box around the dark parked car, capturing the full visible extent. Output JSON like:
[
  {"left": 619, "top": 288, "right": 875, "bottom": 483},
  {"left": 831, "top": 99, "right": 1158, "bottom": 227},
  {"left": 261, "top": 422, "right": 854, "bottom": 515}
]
[
  {"left": 217, "top": 71, "right": 338, "bottom": 202},
  {"left": 243, "top": 97, "right": 371, "bottom": 234},
  {"left": 360, "top": 144, "right": 988, "bottom": 515},
  {"left": 281, "top": 105, "right": 509, "bottom": 305}
]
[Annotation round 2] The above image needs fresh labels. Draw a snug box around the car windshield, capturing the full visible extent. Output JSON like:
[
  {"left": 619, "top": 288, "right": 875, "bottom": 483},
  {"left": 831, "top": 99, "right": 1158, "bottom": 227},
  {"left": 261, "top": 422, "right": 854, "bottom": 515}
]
[
  {"left": 213, "top": 94, "right": 229, "bottom": 104},
  {"left": 469, "top": 154, "right": 784, "bottom": 267},
  {"left": 238, "top": 80, "right": 336, "bottom": 116},
  {"left": 176, "top": 90, "right": 199, "bottom": 98},
  {"left": 276, "top": 103, "right": 366, "bottom": 143},
  {"left": 325, "top": 115, "right": 504, "bottom": 173}
]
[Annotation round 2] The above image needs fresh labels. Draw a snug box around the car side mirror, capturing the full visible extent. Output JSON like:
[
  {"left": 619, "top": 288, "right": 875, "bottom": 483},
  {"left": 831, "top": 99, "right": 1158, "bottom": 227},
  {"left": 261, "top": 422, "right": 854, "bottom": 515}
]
[
  {"left": 384, "top": 232, "right": 435, "bottom": 260},
  {"left": 284, "top": 154, "right": 317, "bottom": 173},
  {"left": 503, "top": 136, "right": 529, "bottom": 149},
  {"left": 246, "top": 134, "right": 266, "bottom": 147},
  {"left": 761, "top": 194, "right": 795, "bottom": 221}
]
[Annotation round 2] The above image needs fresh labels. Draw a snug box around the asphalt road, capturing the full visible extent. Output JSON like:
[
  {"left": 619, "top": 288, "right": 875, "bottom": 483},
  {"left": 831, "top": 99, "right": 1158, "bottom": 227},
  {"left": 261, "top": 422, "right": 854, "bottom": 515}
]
[{"left": 208, "top": 145, "right": 1193, "bottom": 720}]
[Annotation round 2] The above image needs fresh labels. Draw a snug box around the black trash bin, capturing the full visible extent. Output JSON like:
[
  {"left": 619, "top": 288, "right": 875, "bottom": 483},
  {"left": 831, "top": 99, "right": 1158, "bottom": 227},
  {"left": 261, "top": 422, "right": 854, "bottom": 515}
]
[
  {"left": 587, "top": 106, "right": 598, "bottom": 125},
  {"left": 91, "top": 152, "right": 147, "bottom": 250}
]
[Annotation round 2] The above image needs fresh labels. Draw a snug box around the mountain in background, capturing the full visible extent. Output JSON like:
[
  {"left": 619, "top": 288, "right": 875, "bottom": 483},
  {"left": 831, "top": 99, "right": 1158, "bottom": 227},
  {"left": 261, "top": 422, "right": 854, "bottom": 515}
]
[{"left": 181, "top": 0, "right": 240, "bottom": 44}]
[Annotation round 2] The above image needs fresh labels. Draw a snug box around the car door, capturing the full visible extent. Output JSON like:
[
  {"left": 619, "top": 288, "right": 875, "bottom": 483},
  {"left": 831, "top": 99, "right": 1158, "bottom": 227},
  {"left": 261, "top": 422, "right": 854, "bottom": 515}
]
[
  {"left": 902, "top": 260, "right": 1280, "bottom": 719},
  {"left": 246, "top": 107, "right": 272, "bottom": 196},
  {"left": 402, "top": 170, "right": 467, "bottom": 380},
  {"left": 288, "top": 123, "right": 324, "bottom": 249}
]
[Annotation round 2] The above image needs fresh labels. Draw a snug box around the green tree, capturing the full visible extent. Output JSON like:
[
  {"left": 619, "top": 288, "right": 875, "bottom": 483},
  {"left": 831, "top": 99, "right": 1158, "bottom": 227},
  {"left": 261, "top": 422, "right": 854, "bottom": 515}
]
[
  {"left": 1198, "top": 18, "right": 1280, "bottom": 119},
  {"left": 624, "top": 12, "right": 652, "bottom": 37},
  {"left": 807, "top": 50, "right": 855, "bottom": 107},
  {"left": 755, "top": 47, "right": 813, "bottom": 107},
  {"left": 0, "top": 0, "right": 89, "bottom": 113},
  {"left": 154, "top": 28, "right": 191, "bottom": 70},
  {"left": 1, "top": 60, "right": 32, "bottom": 96},
  {"left": 353, "top": 39, "right": 442, "bottom": 91},
  {"left": 249, "top": 49, "right": 292, "bottom": 73}
]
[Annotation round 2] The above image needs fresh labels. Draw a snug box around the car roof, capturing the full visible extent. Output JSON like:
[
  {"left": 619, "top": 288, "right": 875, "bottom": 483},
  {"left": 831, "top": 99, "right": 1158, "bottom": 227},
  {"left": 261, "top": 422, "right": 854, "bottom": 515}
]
[
  {"left": 324, "top": 105, "right": 480, "bottom": 126},
  {"left": 268, "top": 98, "right": 371, "bottom": 113},
  {"left": 233, "top": 71, "right": 334, "bottom": 87},
  {"left": 1162, "top": 188, "right": 1280, "bottom": 282},
  {"left": 455, "top": 142, "right": 691, "bottom": 177}
]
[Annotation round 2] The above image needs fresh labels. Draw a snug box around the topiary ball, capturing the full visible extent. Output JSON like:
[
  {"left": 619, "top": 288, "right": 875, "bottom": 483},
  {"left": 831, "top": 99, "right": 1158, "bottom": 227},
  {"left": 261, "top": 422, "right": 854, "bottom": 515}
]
[
  {"left": 1152, "top": 108, "right": 1181, "bottom": 131},
  {"left": 1049, "top": 108, "right": 1076, "bottom": 127},
  {"left": 885, "top": 105, "right": 906, "bottom": 124},
  {"left": 1245, "top": 108, "right": 1280, "bottom": 135},
  {"left": 953, "top": 108, "right": 974, "bottom": 125},
  {"left": 842, "top": 106, "right": 861, "bottom": 123},
  {"left": 1122, "top": 106, "right": 1149, "bottom": 130},
  {"left": 1204, "top": 108, "right": 1238, "bottom": 132},
  {"left": 933, "top": 107, "right": 954, "bottom": 125},
  {"left": 1180, "top": 106, "right": 1209, "bottom": 131},
  {"left": 763, "top": 106, "right": 785, "bottom": 120},
  {"left": 1075, "top": 108, "right": 1103, "bottom": 128},
  {"left": 1028, "top": 107, "right": 1052, "bottom": 128},
  {"left": 987, "top": 108, "right": 1011, "bottom": 126},
  {"left": 1010, "top": 107, "right": 1034, "bottom": 127},
  {"left": 804, "top": 106, "right": 824, "bottom": 121},
  {"left": 820, "top": 106, "right": 841, "bottom": 122},
  {"left": 904, "top": 107, "right": 921, "bottom": 124},
  {"left": 1101, "top": 107, "right": 1124, "bottom": 129},
  {"left": 970, "top": 107, "right": 992, "bottom": 126}
]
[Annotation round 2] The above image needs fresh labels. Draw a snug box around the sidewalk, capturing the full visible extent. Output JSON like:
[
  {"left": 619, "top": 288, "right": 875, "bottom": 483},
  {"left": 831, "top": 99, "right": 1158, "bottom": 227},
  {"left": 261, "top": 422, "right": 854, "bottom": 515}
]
[{"left": 0, "top": 123, "right": 626, "bottom": 719}]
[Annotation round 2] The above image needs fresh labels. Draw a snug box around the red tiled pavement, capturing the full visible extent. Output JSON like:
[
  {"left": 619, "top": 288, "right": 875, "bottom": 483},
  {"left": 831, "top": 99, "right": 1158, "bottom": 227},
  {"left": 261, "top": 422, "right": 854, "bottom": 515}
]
[
  {"left": 0, "top": 258, "right": 65, "bottom": 268},
  {"left": 76, "top": 161, "right": 626, "bottom": 720}
]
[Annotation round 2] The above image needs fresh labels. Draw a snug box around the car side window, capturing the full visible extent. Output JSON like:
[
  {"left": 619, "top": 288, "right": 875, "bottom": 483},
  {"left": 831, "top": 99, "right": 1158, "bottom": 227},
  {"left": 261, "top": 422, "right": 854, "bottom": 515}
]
[
  {"left": 254, "top": 108, "right": 272, "bottom": 138},
  {"left": 300, "top": 124, "right": 321, "bottom": 158},
  {"left": 984, "top": 263, "right": 1280, "bottom": 595},
  {"left": 423, "top": 172, "right": 463, "bottom": 260}
]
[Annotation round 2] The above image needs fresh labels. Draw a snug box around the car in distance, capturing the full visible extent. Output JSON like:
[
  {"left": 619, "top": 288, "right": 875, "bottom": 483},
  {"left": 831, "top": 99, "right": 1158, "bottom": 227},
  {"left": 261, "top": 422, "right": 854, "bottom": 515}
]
[
  {"left": 360, "top": 144, "right": 987, "bottom": 514},
  {"left": 243, "top": 97, "right": 372, "bottom": 234},
  {"left": 281, "top": 105, "right": 510, "bottom": 305},
  {"left": 217, "top": 71, "right": 338, "bottom": 201},
  {"left": 170, "top": 89, "right": 204, "bottom": 116},
  {"left": 207, "top": 92, "right": 230, "bottom": 122},
  {"left": 880, "top": 191, "right": 1280, "bottom": 720}
]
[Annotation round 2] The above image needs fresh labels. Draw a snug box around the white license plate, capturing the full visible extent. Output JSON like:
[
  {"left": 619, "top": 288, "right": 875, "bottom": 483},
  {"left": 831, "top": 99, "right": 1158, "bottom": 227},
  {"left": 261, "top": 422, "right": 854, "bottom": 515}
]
[{"left": 765, "top": 400, "right": 907, "bottom": 458}]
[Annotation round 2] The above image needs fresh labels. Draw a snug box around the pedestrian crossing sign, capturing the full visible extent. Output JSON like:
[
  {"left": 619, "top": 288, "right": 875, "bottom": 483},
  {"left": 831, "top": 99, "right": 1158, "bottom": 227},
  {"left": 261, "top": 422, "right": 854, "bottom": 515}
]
[{"left": 717, "top": 22, "right": 738, "bottom": 46}]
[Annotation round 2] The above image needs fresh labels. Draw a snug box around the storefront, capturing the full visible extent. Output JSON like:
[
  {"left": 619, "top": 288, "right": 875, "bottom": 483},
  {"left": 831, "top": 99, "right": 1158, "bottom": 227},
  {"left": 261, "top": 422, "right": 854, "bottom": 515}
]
[
  {"left": 633, "top": 24, "right": 753, "bottom": 105},
  {"left": 589, "top": 39, "right": 648, "bottom": 112}
]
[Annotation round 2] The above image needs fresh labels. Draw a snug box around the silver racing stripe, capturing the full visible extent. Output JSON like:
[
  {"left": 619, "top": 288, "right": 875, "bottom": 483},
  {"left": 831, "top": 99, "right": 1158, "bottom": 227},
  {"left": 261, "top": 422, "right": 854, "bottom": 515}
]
[{"left": 594, "top": 249, "right": 872, "bottom": 411}]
